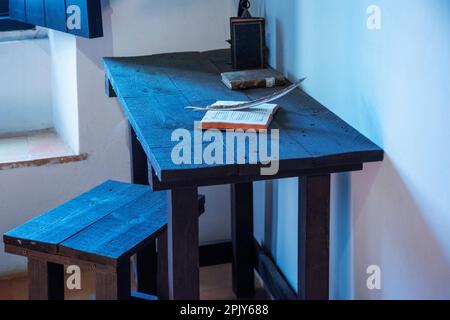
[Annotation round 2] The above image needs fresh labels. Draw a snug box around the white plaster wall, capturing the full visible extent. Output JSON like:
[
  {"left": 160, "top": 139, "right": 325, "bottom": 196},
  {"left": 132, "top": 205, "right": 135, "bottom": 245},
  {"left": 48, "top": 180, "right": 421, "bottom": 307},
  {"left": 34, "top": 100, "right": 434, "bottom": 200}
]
[
  {"left": 0, "top": 37, "right": 53, "bottom": 135},
  {"left": 251, "top": 0, "right": 450, "bottom": 299},
  {"left": 0, "top": 0, "right": 236, "bottom": 278},
  {"left": 48, "top": 31, "right": 79, "bottom": 152}
]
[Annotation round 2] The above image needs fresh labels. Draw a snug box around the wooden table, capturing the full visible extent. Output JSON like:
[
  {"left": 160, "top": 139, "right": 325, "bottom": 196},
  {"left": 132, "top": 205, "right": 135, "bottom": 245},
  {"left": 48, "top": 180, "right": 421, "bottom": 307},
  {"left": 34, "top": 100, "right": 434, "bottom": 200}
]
[{"left": 103, "top": 49, "right": 383, "bottom": 300}]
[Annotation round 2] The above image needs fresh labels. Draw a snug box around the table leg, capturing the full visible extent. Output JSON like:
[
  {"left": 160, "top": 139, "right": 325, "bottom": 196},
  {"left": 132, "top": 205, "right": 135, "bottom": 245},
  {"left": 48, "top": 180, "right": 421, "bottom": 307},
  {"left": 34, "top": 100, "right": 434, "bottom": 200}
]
[
  {"left": 167, "top": 187, "right": 200, "bottom": 300},
  {"left": 130, "top": 127, "right": 158, "bottom": 295},
  {"left": 298, "top": 175, "right": 331, "bottom": 300},
  {"left": 231, "top": 182, "right": 255, "bottom": 298}
]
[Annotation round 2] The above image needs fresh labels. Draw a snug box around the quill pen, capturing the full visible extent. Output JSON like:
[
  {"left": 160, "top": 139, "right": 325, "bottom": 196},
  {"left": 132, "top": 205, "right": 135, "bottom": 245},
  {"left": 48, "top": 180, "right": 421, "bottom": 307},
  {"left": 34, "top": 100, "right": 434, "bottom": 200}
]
[{"left": 186, "top": 77, "right": 306, "bottom": 111}]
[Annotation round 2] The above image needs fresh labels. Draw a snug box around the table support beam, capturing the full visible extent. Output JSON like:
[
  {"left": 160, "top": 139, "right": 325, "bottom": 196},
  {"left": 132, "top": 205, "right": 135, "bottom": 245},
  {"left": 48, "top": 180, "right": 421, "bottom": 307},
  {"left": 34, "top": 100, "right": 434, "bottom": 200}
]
[
  {"left": 298, "top": 175, "right": 331, "bottom": 300},
  {"left": 231, "top": 182, "right": 255, "bottom": 298}
]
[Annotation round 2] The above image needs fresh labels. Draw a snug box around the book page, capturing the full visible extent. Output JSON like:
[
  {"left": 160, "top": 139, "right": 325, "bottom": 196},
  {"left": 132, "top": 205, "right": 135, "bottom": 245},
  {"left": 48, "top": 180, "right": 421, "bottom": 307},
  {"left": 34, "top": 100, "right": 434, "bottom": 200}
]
[{"left": 201, "top": 101, "right": 279, "bottom": 125}]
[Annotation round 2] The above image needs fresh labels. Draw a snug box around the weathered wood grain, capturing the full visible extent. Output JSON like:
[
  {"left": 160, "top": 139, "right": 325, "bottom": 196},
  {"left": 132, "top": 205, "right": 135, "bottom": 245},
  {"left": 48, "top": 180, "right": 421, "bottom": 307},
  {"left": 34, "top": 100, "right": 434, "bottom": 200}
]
[
  {"left": 103, "top": 50, "right": 383, "bottom": 185},
  {"left": 3, "top": 181, "right": 149, "bottom": 253},
  {"left": 44, "top": 0, "right": 67, "bottom": 32},
  {"left": 4, "top": 180, "right": 205, "bottom": 266},
  {"left": 58, "top": 190, "right": 169, "bottom": 265}
]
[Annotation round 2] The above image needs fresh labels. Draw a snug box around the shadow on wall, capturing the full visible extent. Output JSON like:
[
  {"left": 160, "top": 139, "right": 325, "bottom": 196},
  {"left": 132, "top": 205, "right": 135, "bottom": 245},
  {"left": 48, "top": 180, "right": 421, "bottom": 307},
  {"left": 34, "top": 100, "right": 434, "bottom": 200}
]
[
  {"left": 252, "top": 0, "right": 450, "bottom": 300},
  {"left": 330, "top": 171, "right": 353, "bottom": 299},
  {"left": 351, "top": 156, "right": 450, "bottom": 300},
  {"left": 259, "top": 155, "right": 450, "bottom": 300}
]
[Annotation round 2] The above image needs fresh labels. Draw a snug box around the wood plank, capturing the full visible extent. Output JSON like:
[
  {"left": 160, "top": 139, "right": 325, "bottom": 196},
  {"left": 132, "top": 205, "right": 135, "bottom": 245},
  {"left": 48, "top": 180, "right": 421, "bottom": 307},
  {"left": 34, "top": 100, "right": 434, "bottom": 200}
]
[
  {"left": 5, "top": 244, "right": 115, "bottom": 272},
  {"left": 44, "top": 0, "right": 67, "bottom": 32},
  {"left": 4, "top": 181, "right": 150, "bottom": 253},
  {"left": 28, "top": 257, "right": 64, "bottom": 300},
  {"left": 25, "top": 0, "right": 45, "bottom": 26},
  {"left": 9, "top": 0, "right": 26, "bottom": 22},
  {"left": 9, "top": 0, "right": 102, "bottom": 38},
  {"left": 103, "top": 49, "right": 383, "bottom": 185},
  {"left": 231, "top": 182, "right": 255, "bottom": 298},
  {"left": 65, "top": 0, "right": 103, "bottom": 38},
  {"left": 243, "top": 86, "right": 384, "bottom": 170},
  {"left": 58, "top": 189, "right": 205, "bottom": 266},
  {"left": 104, "top": 56, "right": 242, "bottom": 181},
  {"left": 167, "top": 186, "right": 199, "bottom": 300},
  {"left": 298, "top": 175, "right": 331, "bottom": 300},
  {"left": 58, "top": 190, "right": 168, "bottom": 265},
  {"left": 150, "top": 163, "right": 363, "bottom": 191}
]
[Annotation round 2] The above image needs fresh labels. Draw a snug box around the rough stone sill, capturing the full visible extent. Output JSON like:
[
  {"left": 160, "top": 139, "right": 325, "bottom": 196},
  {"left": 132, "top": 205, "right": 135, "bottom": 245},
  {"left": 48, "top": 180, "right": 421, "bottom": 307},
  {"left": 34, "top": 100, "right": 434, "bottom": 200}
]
[
  {"left": 0, "top": 153, "right": 88, "bottom": 171},
  {"left": 0, "top": 129, "right": 87, "bottom": 171}
]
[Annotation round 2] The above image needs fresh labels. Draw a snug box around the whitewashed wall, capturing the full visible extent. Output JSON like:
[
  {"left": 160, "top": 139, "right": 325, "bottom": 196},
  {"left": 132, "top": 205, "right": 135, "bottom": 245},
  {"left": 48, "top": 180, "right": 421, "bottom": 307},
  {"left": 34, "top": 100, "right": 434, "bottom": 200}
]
[
  {"left": 0, "top": 0, "right": 236, "bottom": 278},
  {"left": 0, "top": 36, "right": 52, "bottom": 135},
  {"left": 251, "top": 0, "right": 450, "bottom": 299}
]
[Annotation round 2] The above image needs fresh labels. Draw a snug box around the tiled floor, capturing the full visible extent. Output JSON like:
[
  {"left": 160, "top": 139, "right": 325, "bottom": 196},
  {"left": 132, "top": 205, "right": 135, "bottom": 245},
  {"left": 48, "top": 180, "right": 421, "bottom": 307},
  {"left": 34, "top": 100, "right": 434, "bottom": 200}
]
[
  {"left": 0, "top": 264, "right": 270, "bottom": 300},
  {"left": 0, "top": 129, "right": 75, "bottom": 165}
]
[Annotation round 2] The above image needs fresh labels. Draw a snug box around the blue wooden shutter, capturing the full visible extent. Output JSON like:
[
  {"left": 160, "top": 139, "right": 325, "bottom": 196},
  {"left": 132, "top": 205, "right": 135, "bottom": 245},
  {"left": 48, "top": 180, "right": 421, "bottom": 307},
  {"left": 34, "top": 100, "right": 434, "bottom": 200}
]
[
  {"left": 66, "top": 0, "right": 103, "bottom": 38},
  {"left": 25, "top": 0, "right": 45, "bottom": 25},
  {"left": 0, "top": 0, "right": 9, "bottom": 17},
  {"left": 9, "top": 0, "right": 26, "bottom": 21},
  {"left": 44, "top": 0, "right": 67, "bottom": 32},
  {"left": 8, "top": 0, "right": 103, "bottom": 38}
]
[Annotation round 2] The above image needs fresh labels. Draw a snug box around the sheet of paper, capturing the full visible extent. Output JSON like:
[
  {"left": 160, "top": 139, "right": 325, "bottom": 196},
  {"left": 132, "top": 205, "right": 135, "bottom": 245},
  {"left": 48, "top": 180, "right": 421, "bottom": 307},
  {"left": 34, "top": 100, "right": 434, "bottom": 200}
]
[{"left": 201, "top": 101, "right": 278, "bottom": 125}]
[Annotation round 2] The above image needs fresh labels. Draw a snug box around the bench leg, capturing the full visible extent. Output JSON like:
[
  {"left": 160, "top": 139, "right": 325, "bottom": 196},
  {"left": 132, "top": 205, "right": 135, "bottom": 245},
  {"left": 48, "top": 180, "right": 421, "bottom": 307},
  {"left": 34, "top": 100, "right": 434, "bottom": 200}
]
[
  {"left": 136, "top": 242, "right": 157, "bottom": 295},
  {"left": 231, "top": 182, "right": 255, "bottom": 298},
  {"left": 96, "top": 260, "right": 131, "bottom": 300},
  {"left": 28, "top": 257, "right": 64, "bottom": 300},
  {"left": 157, "top": 232, "right": 169, "bottom": 300}
]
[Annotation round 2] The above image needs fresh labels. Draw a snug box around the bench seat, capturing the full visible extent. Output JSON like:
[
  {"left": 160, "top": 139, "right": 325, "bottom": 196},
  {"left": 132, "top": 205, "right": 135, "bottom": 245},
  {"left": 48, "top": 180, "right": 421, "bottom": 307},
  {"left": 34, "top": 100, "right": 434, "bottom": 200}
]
[{"left": 3, "top": 180, "right": 205, "bottom": 300}]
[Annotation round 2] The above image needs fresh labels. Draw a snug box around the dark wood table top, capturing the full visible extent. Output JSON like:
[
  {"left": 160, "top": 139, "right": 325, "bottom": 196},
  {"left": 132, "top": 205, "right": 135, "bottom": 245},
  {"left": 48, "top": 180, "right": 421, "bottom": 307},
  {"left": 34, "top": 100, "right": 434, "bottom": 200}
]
[{"left": 104, "top": 49, "right": 383, "bottom": 188}]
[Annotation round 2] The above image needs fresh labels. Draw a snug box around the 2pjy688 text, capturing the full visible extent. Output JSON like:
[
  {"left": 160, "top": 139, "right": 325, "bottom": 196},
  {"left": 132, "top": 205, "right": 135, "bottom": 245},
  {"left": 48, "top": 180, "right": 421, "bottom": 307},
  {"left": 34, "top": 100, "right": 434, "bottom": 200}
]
[
  {"left": 180, "top": 304, "right": 270, "bottom": 318},
  {"left": 223, "top": 304, "right": 269, "bottom": 317}
]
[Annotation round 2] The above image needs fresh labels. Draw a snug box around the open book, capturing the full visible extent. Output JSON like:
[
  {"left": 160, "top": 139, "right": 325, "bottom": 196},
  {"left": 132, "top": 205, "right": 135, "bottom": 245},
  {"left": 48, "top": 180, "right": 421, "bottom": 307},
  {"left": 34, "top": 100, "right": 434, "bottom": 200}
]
[{"left": 199, "top": 101, "right": 279, "bottom": 130}]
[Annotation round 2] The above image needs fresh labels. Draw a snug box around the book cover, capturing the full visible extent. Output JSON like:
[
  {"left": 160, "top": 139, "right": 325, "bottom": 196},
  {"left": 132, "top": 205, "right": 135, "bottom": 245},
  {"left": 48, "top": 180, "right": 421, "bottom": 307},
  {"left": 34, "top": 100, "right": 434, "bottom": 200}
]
[{"left": 221, "top": 68, "right": 287, "bottom": 90}]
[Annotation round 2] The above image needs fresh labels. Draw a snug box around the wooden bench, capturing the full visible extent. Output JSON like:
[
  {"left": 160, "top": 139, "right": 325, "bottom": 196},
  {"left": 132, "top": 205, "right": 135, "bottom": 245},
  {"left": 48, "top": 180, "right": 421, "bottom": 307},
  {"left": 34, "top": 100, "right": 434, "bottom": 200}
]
[{"left": 3, "top": 180, "right": 205, "bottom": 300}]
